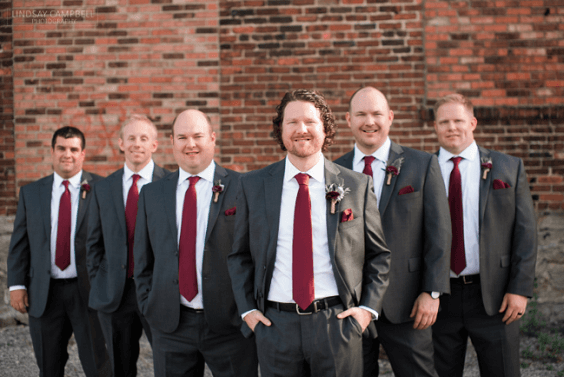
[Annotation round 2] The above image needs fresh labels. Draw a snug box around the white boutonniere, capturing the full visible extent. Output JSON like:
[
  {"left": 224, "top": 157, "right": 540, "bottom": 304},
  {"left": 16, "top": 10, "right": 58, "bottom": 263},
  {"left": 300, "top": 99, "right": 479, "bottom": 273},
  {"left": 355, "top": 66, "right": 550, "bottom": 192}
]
[{"left": 325, "top": 183, "right": 351, "bottom": 215}]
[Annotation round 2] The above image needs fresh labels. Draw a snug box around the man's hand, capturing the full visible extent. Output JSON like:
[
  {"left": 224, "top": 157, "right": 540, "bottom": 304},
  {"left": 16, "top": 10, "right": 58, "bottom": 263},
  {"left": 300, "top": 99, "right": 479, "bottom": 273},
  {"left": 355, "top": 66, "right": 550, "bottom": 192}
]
[
  {"left": 243, "top": 310, "right": 271, "bottom": 332},
  {"left": 410, "top": 292, "right": 440, "bottom": 330},
  {"left": 499, "top": 293, "right": 528, "bottom": 325},
  {"left": 10, "top": 289, "right": 28, "bottom": 314},
  {"left": 337, "top": 307, "right": 372, "bottom": 332}
]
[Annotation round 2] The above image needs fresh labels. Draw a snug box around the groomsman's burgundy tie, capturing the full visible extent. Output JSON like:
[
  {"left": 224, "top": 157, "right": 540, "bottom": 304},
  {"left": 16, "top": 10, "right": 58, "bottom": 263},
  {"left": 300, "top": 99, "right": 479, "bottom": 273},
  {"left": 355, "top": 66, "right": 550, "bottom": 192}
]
[
  {"left": 179, "top": 176, "right": 200, "bottom": 301},
  {"left": 55, "top": 180, "right": 71, "bottom": 270},
  {"left": 363, "top": 155, "right": 376, "bottom": 177},
  {"left": 125, "top": 174, "right": 141, "bottom": 278},
  {"left": 293, "top": 173, "right": 314, "bottom": 310},
  {"left": 449, "top": 157, "right": 466, "bottom": 275}
]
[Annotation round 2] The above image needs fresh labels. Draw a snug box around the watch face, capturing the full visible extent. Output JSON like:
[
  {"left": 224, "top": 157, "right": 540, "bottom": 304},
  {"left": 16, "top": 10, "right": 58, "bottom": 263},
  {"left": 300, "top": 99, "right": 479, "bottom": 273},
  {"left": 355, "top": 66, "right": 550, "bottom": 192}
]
[{"left": 431, "top": 292, "right": 440, "bottom": 299}]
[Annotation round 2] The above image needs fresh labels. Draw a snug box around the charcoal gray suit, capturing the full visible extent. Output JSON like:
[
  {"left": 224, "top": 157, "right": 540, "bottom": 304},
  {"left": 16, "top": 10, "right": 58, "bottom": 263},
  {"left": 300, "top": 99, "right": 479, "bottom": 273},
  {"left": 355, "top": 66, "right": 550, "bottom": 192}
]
[
  {"left": 432, "top": 146, "right": 537, "bottom": 377},
  {"left": 87, "top": 164, "right": 169, "bottom": 377},
  {"left": 335, "top": 142, "right": 451, "bottom": 377},
  {"left": 8, "top": 171, "right": 110, "bottom": 377},
  {"left": 228, "top": 158, "right": 391, "bottom": 377},
  {"left": 134, "top": 165, "right": 258, "bottom": 377}
]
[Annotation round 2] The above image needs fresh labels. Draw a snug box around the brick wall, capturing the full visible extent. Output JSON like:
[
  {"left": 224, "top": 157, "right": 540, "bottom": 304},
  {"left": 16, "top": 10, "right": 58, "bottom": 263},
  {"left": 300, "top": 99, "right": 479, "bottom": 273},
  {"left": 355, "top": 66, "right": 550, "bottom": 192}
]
[
  {"left": 10, "top": 0, "right": 219, "bottom": 189},
  {"left": 424, "top": 0, "right": 564, "bottom": 210},
  {"left": 0, "top": 0, "right": 15, "bottom": 215},
  {"left": 2, "top": 0, "right": 564, "bottom": 213}
]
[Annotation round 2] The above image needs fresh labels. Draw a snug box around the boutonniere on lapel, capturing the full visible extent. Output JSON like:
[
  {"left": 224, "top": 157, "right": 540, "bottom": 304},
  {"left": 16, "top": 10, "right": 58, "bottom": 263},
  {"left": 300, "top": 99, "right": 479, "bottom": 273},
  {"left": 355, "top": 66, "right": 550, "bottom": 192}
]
[
  {"left": 325, "top": 183, "right": 351, "bottom": 215},
  {"left": 383, "top": 157, "right": 405, "bottom": 185},
  {"left": 80, "top": 180, "right": 91, "bottom": 199},
  {"left": 212, "top": 180, "right": 224, "bottom": 203},
  {"left": 481, "top": 157, "right": 492, "bottom": 180}
]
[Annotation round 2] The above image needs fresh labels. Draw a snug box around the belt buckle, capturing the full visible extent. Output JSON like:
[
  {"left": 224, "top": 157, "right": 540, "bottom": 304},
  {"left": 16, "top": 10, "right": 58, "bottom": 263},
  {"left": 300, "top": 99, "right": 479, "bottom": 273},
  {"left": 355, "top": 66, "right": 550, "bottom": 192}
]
[
  {"left": 462, "top": 275, "right": 472, "bottom": 284},
  {"left": 295, "top": 302, "right": 316, "bottom": 316}
]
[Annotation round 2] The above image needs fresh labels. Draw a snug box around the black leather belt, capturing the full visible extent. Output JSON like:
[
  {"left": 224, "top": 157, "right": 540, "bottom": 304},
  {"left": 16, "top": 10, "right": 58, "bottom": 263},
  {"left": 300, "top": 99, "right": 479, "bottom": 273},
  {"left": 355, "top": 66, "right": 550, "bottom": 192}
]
[
  {"left": 51, "top": 277, "right": 78, "bottom": 284},
  {"left": 451, "top": 274, "right": 480, "bottom": 285},
  {"left": 267, "top": 296, "right": 341, "bottom": 315},
  {"left": 180, "top": 305, "right": 204, "bottom": 314}
]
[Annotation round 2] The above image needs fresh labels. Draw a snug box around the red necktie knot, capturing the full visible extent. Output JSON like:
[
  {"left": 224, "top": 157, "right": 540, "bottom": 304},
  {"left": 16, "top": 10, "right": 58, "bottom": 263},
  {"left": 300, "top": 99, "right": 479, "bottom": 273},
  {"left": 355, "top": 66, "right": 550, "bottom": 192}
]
[
  {"left": 62, "top": 180, "right": 69, "bottom": 189},
  {"left": 188, "top": 176, "right": 200, "bottom": 186},
  {"left": 132, "top": 173, "right": 140, "bottom": 185},
  {"left": 295, "top": 173, "right": 310, "bottom": 186},
  {"left": 363, "top": 156, "right": 376, "bottom": 176},
  {"left": 451, "top": 156, "right": 462, "bottom": 168}
]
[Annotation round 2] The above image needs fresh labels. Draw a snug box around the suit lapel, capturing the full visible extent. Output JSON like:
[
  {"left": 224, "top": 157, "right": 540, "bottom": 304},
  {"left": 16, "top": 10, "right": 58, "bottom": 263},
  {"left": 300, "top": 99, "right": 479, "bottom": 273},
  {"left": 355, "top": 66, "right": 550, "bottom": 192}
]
[
  {"left": 325, "top": 159, "right": 342, "bottom": 260},
  {"left": 110, "top": 169, "right": 127, "bottom": 236},
  {"left": 378, "top": 142, "right": 403, "bottom": 215},
  {"left": 340, "top": 150, "right": 354, "bottom": 170},
  {"left": 152, "top": 164, "right": 166, "bottom": 181},
  {"left": 478, "top": 146, "right": 491, "bottom": 229},
  {"left": 204, "top": 165, "right": 229, "bottom": 244},
  {"left": 40, "top": 175, "right": 54, "bottom": 239},
  {"left": 264, "top": 160, "right": 285, "bottom": 265},
  {"left": 164, "top": 171, "right": 180, "bottom": 239},
  {"left": 76, "top": 171, "right": 91, "bottom": 230}
]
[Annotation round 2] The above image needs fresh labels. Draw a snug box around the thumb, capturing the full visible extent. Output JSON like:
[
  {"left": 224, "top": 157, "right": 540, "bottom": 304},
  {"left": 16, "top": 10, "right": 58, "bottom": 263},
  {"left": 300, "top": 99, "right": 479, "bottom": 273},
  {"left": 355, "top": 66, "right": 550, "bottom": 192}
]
[
  {"left": 499, "top": 295, "right": 508, "bottom": 313},
  {"left": 337, "top": 308, "right": 353, "bottom": 319}
]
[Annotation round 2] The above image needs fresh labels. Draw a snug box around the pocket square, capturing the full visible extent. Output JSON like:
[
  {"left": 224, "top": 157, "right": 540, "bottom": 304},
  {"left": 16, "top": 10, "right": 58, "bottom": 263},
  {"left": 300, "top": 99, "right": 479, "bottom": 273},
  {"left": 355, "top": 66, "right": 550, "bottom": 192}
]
[
  {"left": 493, "top": 179, "right": 510, "bottom": 190},
  {"left": 341, "top": 208, "right": 354, "bottom": 223},
  {"left": 224, "top": 207, "right": 236, "bottom": 216},
  {"left": 398, "top": 185, "right": 415, "bottom": 195}
]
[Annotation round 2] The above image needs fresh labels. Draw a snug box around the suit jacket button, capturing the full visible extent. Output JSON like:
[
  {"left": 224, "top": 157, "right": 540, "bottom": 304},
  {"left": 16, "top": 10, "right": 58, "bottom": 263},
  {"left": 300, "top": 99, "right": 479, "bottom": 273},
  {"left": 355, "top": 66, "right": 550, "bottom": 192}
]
[{"left": 173, "top": 279, "right": 178, "bottom": 284}]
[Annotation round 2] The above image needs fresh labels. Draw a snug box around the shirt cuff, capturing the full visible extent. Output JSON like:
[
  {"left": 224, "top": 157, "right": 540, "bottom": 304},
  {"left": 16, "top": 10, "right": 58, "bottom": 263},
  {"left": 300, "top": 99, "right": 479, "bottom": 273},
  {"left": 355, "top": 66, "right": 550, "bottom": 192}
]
[
  {"left": 358, "top": 305, "right": 378, "bottom": 321},
  {"left": 9, "top": 286, "right": 26, "bottom": 291},
  {"left": 241, "top": 309, "right": 258, "bottom": 320}
]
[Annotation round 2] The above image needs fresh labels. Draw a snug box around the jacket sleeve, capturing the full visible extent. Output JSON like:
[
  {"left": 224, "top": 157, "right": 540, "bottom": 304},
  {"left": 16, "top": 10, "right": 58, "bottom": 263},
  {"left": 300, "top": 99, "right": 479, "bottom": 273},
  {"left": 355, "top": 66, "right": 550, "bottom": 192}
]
[{"left": 7, "top": 188, "right": 31, "bottom": 288}]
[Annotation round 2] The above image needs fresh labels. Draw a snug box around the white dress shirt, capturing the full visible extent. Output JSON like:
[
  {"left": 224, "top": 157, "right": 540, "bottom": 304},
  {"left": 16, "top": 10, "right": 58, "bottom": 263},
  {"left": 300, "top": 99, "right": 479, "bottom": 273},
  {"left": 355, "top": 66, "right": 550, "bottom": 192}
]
[
  {"left": 352, "top": 137, "right": 390, "bottom": 202},
  {"left": 176, "top": 161, "right": 215, "bottom": 309},
  {"left": 438, "top": 141, "right": 481, "bottom": 277},
  {"left": 268, "top": 153, "right": 340, "bottom": 303},
  {"left": 122, "top": 159, "right": 155, "bottom": 204}
]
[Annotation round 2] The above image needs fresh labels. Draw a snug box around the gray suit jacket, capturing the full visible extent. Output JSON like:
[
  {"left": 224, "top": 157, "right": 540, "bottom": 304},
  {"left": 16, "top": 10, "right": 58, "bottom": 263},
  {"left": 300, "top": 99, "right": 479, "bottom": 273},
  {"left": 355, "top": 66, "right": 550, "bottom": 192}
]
[
  {"left": 444, "top": 146, "right": 537, "bottom": 315},
  {"left": 86, "top": 165, "right": 169, "bottom": 313},
  {"left": 227, "top": 158, "right": 391, "bottom": 337},
  {"left": 7, "top": 171, "right": 102, "bottom": 318},
  {"left": 134, "top": 165, "right": 246, "bottom": 335},
  {"left": 334, "top": 142, "right": 451, "bottom": 324}
]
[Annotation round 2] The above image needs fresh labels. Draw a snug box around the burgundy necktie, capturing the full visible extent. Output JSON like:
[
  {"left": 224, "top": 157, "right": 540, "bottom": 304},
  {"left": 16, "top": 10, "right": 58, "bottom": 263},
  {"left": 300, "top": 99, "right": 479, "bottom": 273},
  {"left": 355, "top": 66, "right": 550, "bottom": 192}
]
[
  {"left": 55, "top": 180, "right": 71, "bottom": 271},
  {"left": 125, "top": 174, "right": 141, "bottom": 278},
  {"left": 449, "top": 157, "right": 466, "bottom": 275},
  {"left": 293, "top": 173, "right": 314, "bottom": 310},
  {"left": 179, "top": 176, "right": 200, "bottom": 301},
  {"left": 363, "top": 156, "right": 376, "bottom": 177}
]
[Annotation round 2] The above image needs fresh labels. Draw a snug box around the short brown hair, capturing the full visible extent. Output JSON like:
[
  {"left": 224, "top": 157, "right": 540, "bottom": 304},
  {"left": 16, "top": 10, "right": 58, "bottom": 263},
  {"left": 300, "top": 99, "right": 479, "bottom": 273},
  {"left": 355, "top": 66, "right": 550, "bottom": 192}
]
[
  {"left": 433, "top": 93, "right": 474, "bottom": 117},
  {"left": 119, "top": 114, "right": 158, "bottom": 139},
  {"left": 272, "top": 89, "right": 337, "bottom": 152}
]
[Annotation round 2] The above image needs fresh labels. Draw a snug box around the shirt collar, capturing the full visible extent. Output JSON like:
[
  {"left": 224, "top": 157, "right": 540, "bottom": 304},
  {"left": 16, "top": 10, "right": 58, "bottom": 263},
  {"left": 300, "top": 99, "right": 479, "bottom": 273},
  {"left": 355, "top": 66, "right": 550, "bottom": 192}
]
[
  {"left": 353, "top": 137, "right": 391, "bottom": 166},
  {"left": 54, "top": 170, "right": 83, "bottom": 189},
  {"left": 438, "top": 141, "right": 478, "bottom": 164},
  {"left": 284, "top": 152, "right": 325, "bottom": 185},
  {"left": 178, "top": 160, "right": 216, "bottom": 186},
  {"left": 124, "top": 160, "right": 154, "bottom": 182}
]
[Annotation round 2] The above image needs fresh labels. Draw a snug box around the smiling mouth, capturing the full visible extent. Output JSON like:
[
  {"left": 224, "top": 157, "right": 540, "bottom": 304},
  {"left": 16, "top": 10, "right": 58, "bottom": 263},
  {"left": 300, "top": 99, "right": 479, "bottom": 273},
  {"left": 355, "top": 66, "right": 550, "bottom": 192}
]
[{"left": 362, "top": 129, "right": 378, "bottom": 134}]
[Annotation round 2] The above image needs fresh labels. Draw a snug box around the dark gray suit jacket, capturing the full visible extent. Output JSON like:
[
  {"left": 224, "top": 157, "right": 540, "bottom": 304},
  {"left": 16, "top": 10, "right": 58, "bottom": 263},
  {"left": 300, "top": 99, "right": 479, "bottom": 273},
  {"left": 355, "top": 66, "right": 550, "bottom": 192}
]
[
  {"left": 441, "top": 146, "right": 537, "bottom": 315},
  {"left": 86, "top": 165, "right": 169, "bottom": 313},
  {"left": 134, "top": 165, "right": 246, "bottom": 335},
  {"left": 227, "top": 158, "right": 391, "bottom": 337},
  {"left": 7, "top": 171, "right": 102, "bottom": 318},
  {"left": 335, "top": 142, "right": 451, "bottom": 324}
]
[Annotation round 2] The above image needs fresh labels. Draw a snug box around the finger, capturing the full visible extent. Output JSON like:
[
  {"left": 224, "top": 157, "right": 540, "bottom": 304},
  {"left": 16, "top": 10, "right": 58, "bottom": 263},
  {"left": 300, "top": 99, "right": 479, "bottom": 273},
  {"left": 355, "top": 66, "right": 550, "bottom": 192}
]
[
  {"left": 412, "top": 312, "right": 424, "bottom": 329},
  {"left": 24, "top": 294, "right": 29, "bottom": 307},
  {"left": 409, "top": 304, "right": 417, "bottom": 319},
  {"left": 259, "top": 316, "right": 272, "bottom": 327}
]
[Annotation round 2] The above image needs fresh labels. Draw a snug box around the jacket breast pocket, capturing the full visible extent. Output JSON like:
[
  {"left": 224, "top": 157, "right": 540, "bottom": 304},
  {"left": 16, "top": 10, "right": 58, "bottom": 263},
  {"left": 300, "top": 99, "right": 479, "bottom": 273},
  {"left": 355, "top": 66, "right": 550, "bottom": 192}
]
[
  {"left": 396, "top": 190, "right": 421, "bottom": 202},
  {"left": 338, "top": 217, "right": 360, "bottom": 230}
]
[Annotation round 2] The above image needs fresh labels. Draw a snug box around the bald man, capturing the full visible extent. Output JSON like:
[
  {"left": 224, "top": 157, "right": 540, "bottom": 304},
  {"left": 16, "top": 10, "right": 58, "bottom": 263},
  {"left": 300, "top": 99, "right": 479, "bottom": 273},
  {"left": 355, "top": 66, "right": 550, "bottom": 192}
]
[
  {"left": 334, "top": 87, "right": 451, "bottom": 377},
  {"left": 133, "top": 110, "right": 258, "bottom": 376}
]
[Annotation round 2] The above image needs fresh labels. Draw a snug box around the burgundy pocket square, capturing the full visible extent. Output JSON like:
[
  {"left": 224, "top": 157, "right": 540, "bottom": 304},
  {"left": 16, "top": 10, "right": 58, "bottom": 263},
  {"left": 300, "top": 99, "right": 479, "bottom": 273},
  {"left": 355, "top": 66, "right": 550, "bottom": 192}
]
[
  {"left": 341, "top": 208, "right": 354, "bottom": 223},
  {"left": 493, "top": 179, "right": 510, "bottom": 190},
  {"left": 224, "top": 207, "right": 236, "bottom": 216},
  {"left": 398, "top": 185, "right": 415, "bottom": 195}
]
